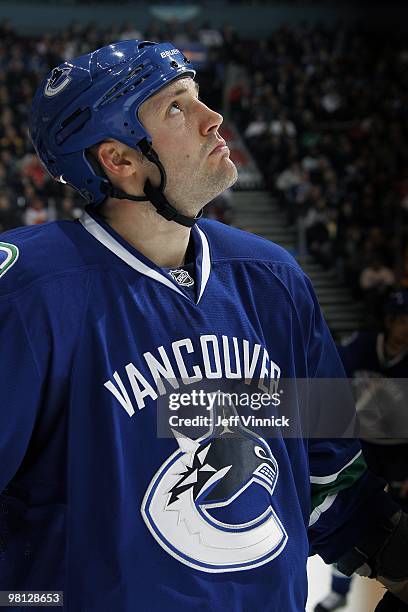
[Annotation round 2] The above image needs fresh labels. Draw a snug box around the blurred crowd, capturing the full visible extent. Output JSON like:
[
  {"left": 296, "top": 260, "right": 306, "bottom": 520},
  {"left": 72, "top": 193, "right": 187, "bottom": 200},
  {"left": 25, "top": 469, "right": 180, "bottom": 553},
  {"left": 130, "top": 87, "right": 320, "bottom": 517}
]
[
  {"left": 0, "top": 18, "right": 407, "bottom": 321},
  {"left": 233, "top": 24, "right": 408, "bottom": 318}
]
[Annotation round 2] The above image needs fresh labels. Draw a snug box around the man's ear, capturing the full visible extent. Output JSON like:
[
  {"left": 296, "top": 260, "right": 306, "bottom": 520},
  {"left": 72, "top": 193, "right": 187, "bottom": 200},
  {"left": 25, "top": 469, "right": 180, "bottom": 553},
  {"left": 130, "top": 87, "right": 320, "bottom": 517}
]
[{"left": 95, "top": 141, "right": 137, "bottom": 178}]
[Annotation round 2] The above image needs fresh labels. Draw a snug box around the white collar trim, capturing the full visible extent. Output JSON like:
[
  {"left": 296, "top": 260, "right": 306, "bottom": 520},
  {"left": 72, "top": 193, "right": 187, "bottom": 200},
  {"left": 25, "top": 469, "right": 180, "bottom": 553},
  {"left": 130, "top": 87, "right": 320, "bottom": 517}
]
[
  {"left": 80, "top": 211, "right": 210, "bottom": 303},
  {"left": 196, "top": 225, "right": 210, "bottom": 303}
]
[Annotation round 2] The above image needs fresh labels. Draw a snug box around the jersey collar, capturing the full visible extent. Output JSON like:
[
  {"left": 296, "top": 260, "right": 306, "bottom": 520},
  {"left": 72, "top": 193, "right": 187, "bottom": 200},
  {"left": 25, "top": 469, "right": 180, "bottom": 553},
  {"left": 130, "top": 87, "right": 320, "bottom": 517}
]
[{"left": 79, "top": 209, "right": 211, "bottom": 304}]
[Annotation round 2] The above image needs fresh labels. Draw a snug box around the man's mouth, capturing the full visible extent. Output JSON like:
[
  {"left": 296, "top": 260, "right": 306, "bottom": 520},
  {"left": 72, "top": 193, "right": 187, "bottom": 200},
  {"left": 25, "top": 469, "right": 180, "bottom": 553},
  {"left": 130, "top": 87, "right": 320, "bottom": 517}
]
[{"left": 209, "top": 140, "right": 229, "bottom": 156}]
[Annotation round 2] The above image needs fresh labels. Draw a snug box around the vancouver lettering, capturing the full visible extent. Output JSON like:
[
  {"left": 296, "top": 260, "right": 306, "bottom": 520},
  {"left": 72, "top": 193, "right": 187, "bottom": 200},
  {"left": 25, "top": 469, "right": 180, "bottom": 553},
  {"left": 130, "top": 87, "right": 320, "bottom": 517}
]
[{"left": 104, "top": 334, "right": 281, "bottom": 416}]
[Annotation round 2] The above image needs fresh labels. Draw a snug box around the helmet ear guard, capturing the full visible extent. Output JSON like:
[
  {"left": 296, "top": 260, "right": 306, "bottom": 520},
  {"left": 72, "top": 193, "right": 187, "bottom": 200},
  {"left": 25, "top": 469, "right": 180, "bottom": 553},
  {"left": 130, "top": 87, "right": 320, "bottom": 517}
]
[{"left": 29, "top": 39, "right": 202, "bottom": 226}]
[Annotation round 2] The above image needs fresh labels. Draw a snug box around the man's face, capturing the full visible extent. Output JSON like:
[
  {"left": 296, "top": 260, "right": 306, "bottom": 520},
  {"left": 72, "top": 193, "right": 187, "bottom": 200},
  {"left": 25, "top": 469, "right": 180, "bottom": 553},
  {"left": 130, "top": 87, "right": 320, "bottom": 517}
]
[{"left": 138, "top": 77, "right": 238, "bottom": 216}]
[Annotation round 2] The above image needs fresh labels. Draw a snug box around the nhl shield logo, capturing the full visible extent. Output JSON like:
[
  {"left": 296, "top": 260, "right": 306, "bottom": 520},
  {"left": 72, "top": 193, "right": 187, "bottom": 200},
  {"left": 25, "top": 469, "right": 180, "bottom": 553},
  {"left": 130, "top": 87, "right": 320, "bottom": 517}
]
[{"left": 168, "top": 268, "right": 194, "bottom": 287}]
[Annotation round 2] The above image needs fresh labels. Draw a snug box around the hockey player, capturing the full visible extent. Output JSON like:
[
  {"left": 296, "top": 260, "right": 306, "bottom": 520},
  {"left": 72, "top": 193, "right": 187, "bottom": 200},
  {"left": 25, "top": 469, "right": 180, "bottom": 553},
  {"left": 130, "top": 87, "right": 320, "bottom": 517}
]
[
  {"left": 316, "top": 289, "right": 408, "bottom": 612},
  {"left": 0, "top": 40, "right": 408, "bottom": 611}
]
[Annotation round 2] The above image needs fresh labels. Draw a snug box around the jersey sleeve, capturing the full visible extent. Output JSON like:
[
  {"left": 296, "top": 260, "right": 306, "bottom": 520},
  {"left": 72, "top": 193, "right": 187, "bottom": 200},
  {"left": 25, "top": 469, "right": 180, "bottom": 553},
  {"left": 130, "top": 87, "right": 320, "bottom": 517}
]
[
  {"left": 0, "top": 296, "right": 45, "bottom": 493},
  {"left": 295, "top": 274, "right": 399, "bottom": 563}
]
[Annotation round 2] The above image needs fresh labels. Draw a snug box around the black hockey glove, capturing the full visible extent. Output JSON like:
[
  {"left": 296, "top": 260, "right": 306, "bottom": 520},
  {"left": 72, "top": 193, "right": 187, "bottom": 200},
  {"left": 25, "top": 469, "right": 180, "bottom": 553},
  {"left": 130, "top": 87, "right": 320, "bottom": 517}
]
[{"left": 336, "top": 510, "right": 408, "bottom": 603}]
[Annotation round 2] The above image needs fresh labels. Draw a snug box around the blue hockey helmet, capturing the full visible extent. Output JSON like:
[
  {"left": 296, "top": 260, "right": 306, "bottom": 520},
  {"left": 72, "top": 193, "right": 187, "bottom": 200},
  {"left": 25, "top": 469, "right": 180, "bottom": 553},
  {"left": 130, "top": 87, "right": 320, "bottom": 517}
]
[{"left": 29, "top": 40, "right": 200, "bottom": 226}]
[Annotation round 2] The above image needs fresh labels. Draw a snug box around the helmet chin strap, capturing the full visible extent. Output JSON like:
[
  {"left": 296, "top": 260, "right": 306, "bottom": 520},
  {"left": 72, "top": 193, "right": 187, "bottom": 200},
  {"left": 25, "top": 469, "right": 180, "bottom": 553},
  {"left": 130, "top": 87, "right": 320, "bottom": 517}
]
[{"left": 105, "top": 138, "right": 203, "bottom": 228}]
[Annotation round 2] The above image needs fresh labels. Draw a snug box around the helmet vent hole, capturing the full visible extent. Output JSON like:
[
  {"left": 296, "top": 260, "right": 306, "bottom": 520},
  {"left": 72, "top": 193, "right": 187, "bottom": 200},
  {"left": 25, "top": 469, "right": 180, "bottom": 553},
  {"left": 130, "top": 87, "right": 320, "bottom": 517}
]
[
  {"left": 61, "top": 107, "right": 85, "bottom": 128},
  {"left": 128, "top": 66, "right": 143, "bottom": 78},
  {"left": 171, "top": 61, "right": 179, "bottom": 68},
  {"left": 138, "top": 41, "right": 155, "bottom": 50},
  {"left": 124, "top": 122, "right": 128, "bottom": 127}
]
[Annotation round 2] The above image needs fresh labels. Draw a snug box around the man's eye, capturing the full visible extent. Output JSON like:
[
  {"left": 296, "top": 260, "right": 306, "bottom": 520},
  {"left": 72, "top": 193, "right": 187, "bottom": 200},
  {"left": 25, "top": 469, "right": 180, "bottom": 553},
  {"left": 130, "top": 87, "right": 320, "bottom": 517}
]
[{"left": 168, "top": 101, "right": 182, "bottom": 116}]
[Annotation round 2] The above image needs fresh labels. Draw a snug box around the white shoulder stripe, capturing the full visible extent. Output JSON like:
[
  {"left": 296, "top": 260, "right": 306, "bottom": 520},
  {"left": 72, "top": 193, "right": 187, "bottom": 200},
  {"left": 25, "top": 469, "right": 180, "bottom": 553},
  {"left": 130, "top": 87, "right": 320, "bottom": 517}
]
[
  {"left": 309, "top": 493, "right": 338, "bottom": 527},
  {"left": 310, "top": 450, "right": 362, "bottom": 485}
]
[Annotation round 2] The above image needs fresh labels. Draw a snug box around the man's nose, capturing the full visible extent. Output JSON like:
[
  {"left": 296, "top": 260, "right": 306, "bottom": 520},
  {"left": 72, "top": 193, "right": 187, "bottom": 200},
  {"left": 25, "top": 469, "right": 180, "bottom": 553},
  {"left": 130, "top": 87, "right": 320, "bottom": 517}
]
[{"left": 199, "top": 102, "right": 223, "bottom": 135}]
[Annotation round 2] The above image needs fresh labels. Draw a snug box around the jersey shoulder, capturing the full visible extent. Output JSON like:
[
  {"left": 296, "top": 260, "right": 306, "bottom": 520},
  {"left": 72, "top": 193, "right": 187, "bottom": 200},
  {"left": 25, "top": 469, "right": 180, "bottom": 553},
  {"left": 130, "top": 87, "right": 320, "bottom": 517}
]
[
  {"left": 198, "top": 219, "right": 300, "bottom": 269},
  {"left": 0, "top": 220, "right": 92, "bottom": 297}
]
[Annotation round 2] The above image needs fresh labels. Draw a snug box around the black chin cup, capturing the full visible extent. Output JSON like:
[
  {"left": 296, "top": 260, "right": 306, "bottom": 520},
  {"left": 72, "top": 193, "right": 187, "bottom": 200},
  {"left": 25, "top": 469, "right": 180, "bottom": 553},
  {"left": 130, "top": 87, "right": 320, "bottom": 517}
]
[{"left": 104, "top": 138, "right": 202, "bottom": 228}]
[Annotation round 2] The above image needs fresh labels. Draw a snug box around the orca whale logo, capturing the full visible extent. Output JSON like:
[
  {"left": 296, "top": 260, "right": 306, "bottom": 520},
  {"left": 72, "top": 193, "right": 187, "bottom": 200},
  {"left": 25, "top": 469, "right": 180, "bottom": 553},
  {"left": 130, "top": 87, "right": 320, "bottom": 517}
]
[
  {"left": 44, "top": 66, "right": 72, "bottom": 98},
  {"left": 141, "top": 397, "right": 288, "bottom": 572}
]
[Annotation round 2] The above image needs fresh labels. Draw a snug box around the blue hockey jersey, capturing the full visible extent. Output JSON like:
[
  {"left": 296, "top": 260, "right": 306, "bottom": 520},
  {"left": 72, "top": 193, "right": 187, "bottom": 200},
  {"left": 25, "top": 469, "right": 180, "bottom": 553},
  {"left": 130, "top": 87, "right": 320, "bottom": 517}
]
[{"left": 0, "top": 212, "right": 397, "bottom": 611}]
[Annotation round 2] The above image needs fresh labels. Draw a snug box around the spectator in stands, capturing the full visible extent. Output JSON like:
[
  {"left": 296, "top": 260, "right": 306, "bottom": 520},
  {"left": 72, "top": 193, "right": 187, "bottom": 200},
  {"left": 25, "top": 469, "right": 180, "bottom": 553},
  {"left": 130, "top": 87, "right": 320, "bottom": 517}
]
[
  {"left": 270, "top": 111, "right": 297, "bottom": 139},
  {"left": 58, "top": 197, "right": 82, "bottom": 222},
  {"left": 23, "top": 197, "right": 48, "bottom": 226},
  {"left": 360, "top": 257, "right": 396, "bottom": 295},
  {"left": 244, "top": 112, "right": 268, "bottom": 140},
  {"left": 276, "top": 160, "right": 303, "bottom": 194},
  {"left": 304, "top": 198, "right": 334, "bottom": 269},
  {"left": 359, "top": 257, "right": 396, "bottom": 323},
  {"left": 0, "top": 195, "right": 20, "bottom": 232}
]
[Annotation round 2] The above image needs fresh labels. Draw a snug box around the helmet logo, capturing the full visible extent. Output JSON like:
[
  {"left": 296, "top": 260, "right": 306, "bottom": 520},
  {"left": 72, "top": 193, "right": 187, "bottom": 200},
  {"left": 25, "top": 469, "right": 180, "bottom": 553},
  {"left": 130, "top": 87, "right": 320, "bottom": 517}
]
[
  {"left": 160, "top": 49, "right": 179, "bottom": 59},
  {"left": 44, "top": 66, "right": 72, "bottom": 98}
]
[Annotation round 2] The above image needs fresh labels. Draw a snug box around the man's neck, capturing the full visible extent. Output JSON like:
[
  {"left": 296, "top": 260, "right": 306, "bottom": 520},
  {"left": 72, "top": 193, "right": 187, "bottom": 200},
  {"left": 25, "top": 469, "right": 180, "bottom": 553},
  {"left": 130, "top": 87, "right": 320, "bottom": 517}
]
[{"left": 100, "top": 198, "right": 192, "bottom": 268}]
